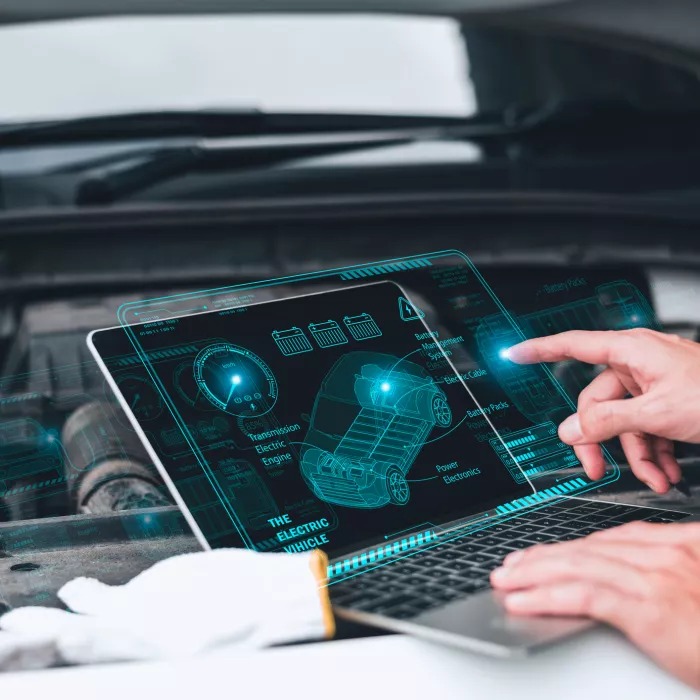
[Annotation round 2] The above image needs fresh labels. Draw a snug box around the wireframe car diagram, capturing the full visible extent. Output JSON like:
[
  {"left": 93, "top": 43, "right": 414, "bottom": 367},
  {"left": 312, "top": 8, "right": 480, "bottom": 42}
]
[{"left": 300, "top": 351, "right": 452, "bottom": 509}]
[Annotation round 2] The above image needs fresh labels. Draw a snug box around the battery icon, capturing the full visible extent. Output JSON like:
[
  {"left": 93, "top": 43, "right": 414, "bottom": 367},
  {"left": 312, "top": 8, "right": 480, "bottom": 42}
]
[
  {"left": 308, "top": 321, "right": 349, "bottom": 348},
  {"left": 343, "top": 313, "right": 382, "bottom": 341},
  {"left": 272, "top": 327, "right": 313, "bottom": 356}
]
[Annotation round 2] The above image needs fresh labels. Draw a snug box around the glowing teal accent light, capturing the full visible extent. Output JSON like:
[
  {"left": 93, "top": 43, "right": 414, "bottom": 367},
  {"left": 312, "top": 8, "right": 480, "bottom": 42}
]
[
  {"left": 326, "top": 529, "right": 437, "bottom": 580},
  {"left": 339, "top": 258, "right": 432, "bottom": 280}
]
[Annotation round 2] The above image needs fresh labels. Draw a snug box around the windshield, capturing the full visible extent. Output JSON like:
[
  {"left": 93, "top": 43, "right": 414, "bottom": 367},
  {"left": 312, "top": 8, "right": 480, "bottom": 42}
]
[
  {"left": 0, "top": 15, "right": 476, "bottom": 123},
  {"left": 3, "top": 14, "right": 700, "bottom": 126}
]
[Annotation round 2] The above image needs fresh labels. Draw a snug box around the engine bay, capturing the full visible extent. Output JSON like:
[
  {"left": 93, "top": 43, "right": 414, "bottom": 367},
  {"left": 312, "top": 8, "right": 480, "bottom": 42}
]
[{"left": 1, "top": 193, "right": 700, "bottom": 525}]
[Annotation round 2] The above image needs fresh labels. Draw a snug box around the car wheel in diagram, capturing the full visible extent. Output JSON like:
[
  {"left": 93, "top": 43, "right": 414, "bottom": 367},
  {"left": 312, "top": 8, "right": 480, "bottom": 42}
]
[
  {"left": 431, "top": 394, "right": 452, "bottom": 427},
  {"left": 386, "top": 465, "right": 410, "bottom": 505}
]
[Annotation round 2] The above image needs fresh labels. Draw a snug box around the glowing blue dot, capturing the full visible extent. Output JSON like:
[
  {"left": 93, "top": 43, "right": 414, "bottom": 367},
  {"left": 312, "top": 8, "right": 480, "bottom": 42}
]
[
  {"left": 381, "top": 382, "right": 391, "bottom": 392},
  {"left": 142, "top": 515, "right": 152, "bottom": 524},
  {"left": 631, "top": 315, "right": 639, "bottom": 323},
  {"left": 499, "top": 348, "right": 511, "bottom": 360},
  {"left": 232, "top": 375, "right": 242, "bottom": 385}
]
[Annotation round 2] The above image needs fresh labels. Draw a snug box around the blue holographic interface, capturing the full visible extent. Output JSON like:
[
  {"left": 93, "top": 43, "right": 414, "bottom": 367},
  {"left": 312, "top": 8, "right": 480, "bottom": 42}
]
[
  {"left": 94, "top": 251, "right": 661, "bottom": 572},
  {"left": 95, "top": 281, "right": 532, "bottom": 559}
]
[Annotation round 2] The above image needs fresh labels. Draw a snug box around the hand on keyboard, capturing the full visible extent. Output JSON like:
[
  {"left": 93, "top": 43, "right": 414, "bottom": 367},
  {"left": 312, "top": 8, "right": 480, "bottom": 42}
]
[{"left": 491, "top": 521, "right": 700, "bottom": 691}]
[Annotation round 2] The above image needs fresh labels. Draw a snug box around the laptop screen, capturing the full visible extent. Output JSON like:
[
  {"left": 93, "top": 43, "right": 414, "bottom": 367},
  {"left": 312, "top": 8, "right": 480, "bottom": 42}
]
[{"left": 90, "top": 281, "right": 531, "bottom": 558}]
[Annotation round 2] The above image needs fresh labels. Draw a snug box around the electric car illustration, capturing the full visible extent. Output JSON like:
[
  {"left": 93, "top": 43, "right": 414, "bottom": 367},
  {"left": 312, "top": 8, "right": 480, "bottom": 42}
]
[{"left": 300, "top": 352, "right": 452, "bottom": 509}]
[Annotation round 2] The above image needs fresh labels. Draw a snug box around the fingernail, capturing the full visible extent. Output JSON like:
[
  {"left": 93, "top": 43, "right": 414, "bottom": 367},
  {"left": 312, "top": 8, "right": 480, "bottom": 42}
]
[
  {"left": 652, "top": 480, "right": 670, "bottom": 494},
  {"left": 503, "top": 342, "right": 525, "bottom": 362},
  {"left": 503, "top": 551, "right": 525, "bottom": 567},
  {"left": 559, "top": 414, "right": 583, "bottom": 443},
  {"left": 491, "top": 567, "right": 508, "bottom": 582},
  {"left": 505, "top": 593, "right": 531, "bottom": 610}
]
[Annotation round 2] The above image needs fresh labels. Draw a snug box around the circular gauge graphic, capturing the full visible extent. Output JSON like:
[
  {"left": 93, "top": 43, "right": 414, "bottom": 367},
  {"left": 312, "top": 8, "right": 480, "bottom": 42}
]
[
  {"left": 116, "top": 374, "right": 164, "bottom": 422},
  {"left": 173, "top": 362, "right": 217, "bottom": 411},
  {"left": 193, "top": 343, "right": 278, "bottom": 417}
]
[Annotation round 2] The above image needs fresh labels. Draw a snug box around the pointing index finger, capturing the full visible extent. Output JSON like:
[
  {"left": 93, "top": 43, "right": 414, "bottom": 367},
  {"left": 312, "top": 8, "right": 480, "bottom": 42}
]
[{"left": 506, "top": 331, "right": 630, "bottom": 367}]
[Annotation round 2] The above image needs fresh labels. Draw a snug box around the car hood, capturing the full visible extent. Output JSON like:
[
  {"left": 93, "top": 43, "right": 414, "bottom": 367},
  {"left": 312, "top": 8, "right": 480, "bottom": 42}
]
[{"left": 0, "top": 0, "right": 571, "bottom": 24}]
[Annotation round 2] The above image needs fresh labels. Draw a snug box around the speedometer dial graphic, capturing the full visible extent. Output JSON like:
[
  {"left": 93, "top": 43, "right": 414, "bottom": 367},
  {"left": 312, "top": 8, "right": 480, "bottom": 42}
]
[{"left": 193, "top": 343, "right": 278, "bottom": 417}]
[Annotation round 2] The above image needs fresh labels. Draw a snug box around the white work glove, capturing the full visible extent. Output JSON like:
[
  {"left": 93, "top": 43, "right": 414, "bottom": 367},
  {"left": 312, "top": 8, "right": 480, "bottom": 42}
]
[{"left": 0, "top": 548, "right": 333, "bottom": 666}]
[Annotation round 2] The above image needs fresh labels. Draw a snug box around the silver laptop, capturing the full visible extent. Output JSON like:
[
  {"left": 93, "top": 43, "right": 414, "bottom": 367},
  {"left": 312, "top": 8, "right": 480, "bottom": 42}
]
[{"left": 88, "top": 281, "right": 691, "bottom": 656}]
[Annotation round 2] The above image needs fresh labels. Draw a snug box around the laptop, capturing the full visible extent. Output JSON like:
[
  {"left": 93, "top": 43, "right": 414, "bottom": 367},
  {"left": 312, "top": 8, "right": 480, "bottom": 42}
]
[{"left": 88, "top": 280, "right": 692, "bottom": 656}]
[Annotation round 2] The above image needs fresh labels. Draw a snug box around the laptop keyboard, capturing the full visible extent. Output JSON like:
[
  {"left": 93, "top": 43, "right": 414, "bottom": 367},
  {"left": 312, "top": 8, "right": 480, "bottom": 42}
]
[{"left": 329, "top": 500, "right": 689, "bottom": 621}]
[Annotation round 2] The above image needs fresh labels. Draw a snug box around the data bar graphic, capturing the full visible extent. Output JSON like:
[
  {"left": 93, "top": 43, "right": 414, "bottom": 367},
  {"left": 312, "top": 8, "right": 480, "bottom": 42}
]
[{"left": 490, "top": 422, "right": 580, "bottom": 483}]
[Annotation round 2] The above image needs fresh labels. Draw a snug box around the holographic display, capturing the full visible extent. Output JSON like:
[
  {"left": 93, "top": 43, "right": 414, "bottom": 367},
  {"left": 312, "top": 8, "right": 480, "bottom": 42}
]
[
  {"left": 88, "top": 251, "right": 663, "bottom": 583},
  {"left": 92, "top": 281, "right": 532, "bottom": 558}
]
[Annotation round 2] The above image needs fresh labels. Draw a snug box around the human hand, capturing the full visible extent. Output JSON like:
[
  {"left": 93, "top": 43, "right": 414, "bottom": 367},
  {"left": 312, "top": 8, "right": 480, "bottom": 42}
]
[
  {"left": 490, "top": 522, "right": 700, "bottom": 690},
  {"left": 506, "top": 329, "right": 700, "bottom": 492}
]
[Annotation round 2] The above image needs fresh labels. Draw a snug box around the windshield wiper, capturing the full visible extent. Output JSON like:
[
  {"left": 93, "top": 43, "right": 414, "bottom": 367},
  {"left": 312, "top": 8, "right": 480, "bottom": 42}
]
[
  {"left": 9, "top": 100, "right": 700, "bottom": 207},
  {"left": 0, "top": 109, "right": 470, "bottom": 148},
  {"left": 3, "top": 99, "right": 697, "bottom": 148},
  {"left": 73, "top": 131, "right": 425, "bottom": 205}
]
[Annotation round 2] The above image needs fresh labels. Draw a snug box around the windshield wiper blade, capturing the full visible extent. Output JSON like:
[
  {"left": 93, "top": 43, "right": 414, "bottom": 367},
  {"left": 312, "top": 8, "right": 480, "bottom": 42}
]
[
  {"left": 0, "top": 109, "right": 264, "bottom": 144},
  {"left": 0, "top": 109, "right": 471, "bottom": 147},
  {"left": 73, "top": 131, "right": 420, "bottom": 205},
  {"left": 4, "top": 100, "right": 697, "bottom": 149}
]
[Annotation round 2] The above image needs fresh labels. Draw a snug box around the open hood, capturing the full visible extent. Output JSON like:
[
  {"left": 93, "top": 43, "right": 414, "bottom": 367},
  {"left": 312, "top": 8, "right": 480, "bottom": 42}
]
[
  {"left": 2, "top": 0, "right": 700, "bottom": 66},
  {"left": 0, "top": 0, "right": 572, "bottom": 24}
]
